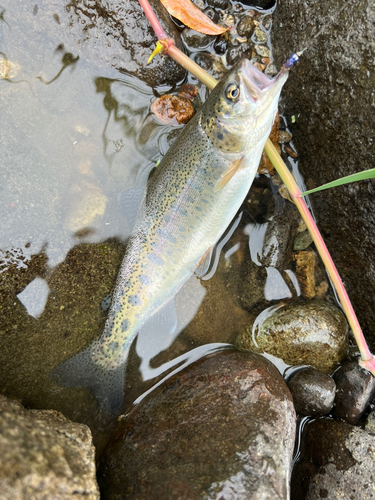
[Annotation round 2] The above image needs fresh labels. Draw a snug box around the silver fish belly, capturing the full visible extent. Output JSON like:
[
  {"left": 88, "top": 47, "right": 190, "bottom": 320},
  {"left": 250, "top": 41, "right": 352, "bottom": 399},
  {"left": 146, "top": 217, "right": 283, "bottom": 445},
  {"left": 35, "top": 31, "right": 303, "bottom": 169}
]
[{"left": 53, "top": 59, "right": 289, "bottom": 411}]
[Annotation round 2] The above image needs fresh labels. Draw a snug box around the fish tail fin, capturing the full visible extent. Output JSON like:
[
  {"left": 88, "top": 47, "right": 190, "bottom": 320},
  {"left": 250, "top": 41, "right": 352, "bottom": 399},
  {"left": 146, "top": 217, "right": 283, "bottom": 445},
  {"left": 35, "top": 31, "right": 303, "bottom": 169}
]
[{"left": 52, "top": 341, "right": 126, "bottom": 413}]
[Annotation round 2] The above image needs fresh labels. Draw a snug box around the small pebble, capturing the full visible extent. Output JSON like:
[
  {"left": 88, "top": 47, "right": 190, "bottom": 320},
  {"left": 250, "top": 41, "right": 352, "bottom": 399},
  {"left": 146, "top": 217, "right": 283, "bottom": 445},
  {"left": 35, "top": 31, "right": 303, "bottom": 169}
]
[
  {"left": 213, "top": 36, "right": 228, "bottom": 55},
  {"left": 333, "top": 360, "right": 375, "bottom": 425},
  {"left": 237, "top": 15, "right": 255, "bottom": 38},
  {"left": 253, "top": 27, "right": 268, "bottom": 43},
  {"left": 227, "top": 41, "right": 255, "bottom": 66},
  {"left": 293, "top": 230, "right": 313, "bottom": 251},
  {"left": 204, "top": 7, "right": 219, "bottom": 24},
  {"left": 265, "top": 63, "right": 277, "bottom": 76},
  {"left": 278, "top": 130, "right": 292, "bottom": 144},
  {"left": 255, "top": 45, "right": 270, "bottom": 57},
  {"left": 181, "top": 29, "right": 214, "bottom": 50},
  {"left": 192, "top": 0, "right": 205, "bottom": 9},
  {"left": 284, "top": 144, "right": 298, "bottom": 158},
  {"left": 261, "top": 15, "right": 272, "bottom": 30},
  {"left": 287, "top": 367, "right": 336, "bottom": 416}
]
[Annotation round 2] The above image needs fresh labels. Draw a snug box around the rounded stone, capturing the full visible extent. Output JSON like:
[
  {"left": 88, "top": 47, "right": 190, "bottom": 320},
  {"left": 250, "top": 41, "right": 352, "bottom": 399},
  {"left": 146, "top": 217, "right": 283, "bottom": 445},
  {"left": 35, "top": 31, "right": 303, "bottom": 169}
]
[
  {"left": 181, "top": 28, "right": 215, "bottom": 50},
  {"left": 213, "top": 36, "right": 228, "bottom": 55},
  {"left": 236, "top": 300, "right": 349, "bottom": 373},
  {"left": 287, "top": 367, "right": 336, "bottom": 416},
  {"left": 98, "top": 350, "right": 296, "bottom": 499},
  {"left": 237, "top": 15, "right": 255, "bottom": 38},
  {"left": 333, "top": 360, "right": 375, "bottom": 424},
  {"left": 293, "top": 230, "right": 313, "bottom": 251}
]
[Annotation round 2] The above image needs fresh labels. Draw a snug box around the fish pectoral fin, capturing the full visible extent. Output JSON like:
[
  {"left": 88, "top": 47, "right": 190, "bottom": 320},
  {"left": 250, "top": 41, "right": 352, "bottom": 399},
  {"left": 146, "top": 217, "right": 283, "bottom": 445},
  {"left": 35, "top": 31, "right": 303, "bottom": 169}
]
[
  {"left": 215, "top": 156, "right": 246, "bottom": 192},
  {"left": 195, "top": 246, "right": 214, "bottom": 278}
]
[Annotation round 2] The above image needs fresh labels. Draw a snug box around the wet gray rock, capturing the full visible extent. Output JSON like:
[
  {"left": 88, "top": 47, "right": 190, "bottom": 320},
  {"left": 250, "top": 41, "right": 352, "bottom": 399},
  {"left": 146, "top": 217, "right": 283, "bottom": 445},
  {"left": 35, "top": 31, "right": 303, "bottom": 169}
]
[
  {"left": 292, "top": 418, "right": 375, "bottom": 500},
  {"left": 287, "top": 367, "right": 336, "bottom": 416},
  {"left": 236, "top": 300, "right": 349, "bottom": 373},
  {"left": 0, "top": 395, "right": 99, "bottom": 499},
  {"left": 333, "top": 360, "right": 375, "bottom": 424},
  {"left": 273, "top": 0, "right": 375, "bottom": 349},
  {"left": 98, "top": 349, "right": 296, "bottom": 499},
  {"left": 66, "top": 0, "right": 186, "bottom": 87}
]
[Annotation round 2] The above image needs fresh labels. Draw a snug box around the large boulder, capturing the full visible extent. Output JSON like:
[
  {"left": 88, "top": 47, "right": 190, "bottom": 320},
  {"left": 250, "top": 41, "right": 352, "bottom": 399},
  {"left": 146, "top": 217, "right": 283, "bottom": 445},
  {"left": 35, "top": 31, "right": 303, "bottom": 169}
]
[
  {"left": 273, "top": 0, "right": 375, "bottom": 347},
  {"left": 98, "top": 349, "right": 296, "bottom": 499}
]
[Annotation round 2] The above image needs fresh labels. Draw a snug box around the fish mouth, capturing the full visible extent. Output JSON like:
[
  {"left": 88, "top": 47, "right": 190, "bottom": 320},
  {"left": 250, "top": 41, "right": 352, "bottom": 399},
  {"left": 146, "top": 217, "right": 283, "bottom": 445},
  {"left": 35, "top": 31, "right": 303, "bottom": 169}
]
[{"left": 239, "top": 59, "right": 288, "bottom": 101}]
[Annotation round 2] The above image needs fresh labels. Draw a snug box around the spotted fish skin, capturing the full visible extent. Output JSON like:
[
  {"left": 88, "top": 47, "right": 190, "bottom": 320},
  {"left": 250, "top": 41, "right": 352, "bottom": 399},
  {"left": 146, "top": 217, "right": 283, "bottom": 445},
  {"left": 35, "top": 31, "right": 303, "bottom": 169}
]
[{"left": 53, "top": 59, "right": 289, "bottom": 411}]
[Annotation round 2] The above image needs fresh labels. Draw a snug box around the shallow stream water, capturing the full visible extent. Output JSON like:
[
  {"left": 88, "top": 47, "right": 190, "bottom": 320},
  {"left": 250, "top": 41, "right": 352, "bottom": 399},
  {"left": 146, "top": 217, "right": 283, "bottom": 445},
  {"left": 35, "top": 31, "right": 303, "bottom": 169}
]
[{"left": 0, "top": 0, "right": 348, "bottom": 464}]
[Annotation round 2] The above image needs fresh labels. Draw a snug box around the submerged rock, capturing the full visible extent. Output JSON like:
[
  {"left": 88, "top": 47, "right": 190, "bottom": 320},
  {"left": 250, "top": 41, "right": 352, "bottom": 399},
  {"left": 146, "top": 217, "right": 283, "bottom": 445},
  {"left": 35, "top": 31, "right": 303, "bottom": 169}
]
[
  {"left": 333, "top": 360, "right": 375, "bottom": 425},
  {"left": 287, "top": 367, "right": 336, "bottom": 416},
  {"left": 98, "top": 349, "right": 296, "bottom": 499},
  {"left": 0, "top": 395, "right": 99, "bottom": 499},
  {"left": 66, "top": 0, "right": 186, "bottom": 87},
  {"left": 292, "top": 418, "right": 375, "bottom": 500},
  {"left": 236, "top": 300, "right": 349, "bottom": 373}
]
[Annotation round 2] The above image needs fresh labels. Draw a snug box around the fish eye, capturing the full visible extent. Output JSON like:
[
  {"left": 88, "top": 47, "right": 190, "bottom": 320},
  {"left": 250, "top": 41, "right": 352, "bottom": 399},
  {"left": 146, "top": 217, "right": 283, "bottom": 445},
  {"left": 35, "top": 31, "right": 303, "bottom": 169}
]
[{"left": 225, "top": 83, "right": 240, "bottom": 101}]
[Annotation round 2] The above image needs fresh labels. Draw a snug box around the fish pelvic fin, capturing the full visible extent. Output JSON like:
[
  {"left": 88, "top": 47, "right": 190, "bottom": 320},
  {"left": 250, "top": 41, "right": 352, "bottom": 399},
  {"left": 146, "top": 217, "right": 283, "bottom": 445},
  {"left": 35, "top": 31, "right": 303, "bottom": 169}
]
[
  {"left": 52, "top": 340, "right": 126, "bottom": 414},
  {"left": 215, "top": 155, "right": 246, "bottom": 192},
  {"left": 195, "top": 246, "right": 214, "bottom": 278}
]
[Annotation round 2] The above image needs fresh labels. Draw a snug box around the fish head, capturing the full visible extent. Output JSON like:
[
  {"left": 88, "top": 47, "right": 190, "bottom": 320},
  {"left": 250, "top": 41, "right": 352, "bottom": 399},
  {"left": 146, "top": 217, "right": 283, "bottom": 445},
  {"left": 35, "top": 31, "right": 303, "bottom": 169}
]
[{"left": 201, "top": 58, "right": 289, "bottom": 152}]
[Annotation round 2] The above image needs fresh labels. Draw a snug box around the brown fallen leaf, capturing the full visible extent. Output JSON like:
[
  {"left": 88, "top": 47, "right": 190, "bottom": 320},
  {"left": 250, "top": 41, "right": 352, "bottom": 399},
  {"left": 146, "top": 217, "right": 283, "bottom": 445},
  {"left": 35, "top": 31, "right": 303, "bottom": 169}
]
[{"left": 160, "top": 0, "right": 226, "bottom": 35}]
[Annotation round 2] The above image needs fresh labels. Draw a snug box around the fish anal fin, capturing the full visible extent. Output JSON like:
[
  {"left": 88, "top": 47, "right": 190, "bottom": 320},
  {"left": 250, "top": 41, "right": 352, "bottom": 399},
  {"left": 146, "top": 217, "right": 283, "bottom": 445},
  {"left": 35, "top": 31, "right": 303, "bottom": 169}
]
[
  {"left": 195, "top": 246, "right": 214, "bottom": 278},
  {"left": 52, "top": 341, "right": 126, "bottom": 414},
  {"left": 215, "top": 156, "right": 246, "bottom": 192}
]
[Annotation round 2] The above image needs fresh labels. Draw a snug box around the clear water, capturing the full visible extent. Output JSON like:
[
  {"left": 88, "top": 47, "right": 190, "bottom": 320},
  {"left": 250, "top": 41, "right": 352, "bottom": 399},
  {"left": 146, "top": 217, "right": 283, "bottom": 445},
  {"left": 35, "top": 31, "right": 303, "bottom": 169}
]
[{"left": 0, "top": 0, "right": 321, "bottom": 455}]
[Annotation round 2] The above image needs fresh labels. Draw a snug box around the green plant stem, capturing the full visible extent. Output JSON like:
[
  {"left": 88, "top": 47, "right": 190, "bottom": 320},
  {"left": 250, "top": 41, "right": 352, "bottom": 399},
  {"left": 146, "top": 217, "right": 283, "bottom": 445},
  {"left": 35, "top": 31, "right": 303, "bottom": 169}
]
[{"left": 137, "top": 0, "right": 375, "bottom": 374}]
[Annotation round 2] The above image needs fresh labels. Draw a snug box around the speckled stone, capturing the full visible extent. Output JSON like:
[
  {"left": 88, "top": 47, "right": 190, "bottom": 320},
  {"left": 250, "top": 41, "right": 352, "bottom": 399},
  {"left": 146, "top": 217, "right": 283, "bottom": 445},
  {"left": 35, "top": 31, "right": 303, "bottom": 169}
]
[
  {"left": 0, "top": 395, "right": 99, "bottom": 499},
  {"left": 98, "top": 349, "right": 296, "bottom": 499},
  {"left": 236, "top": 300, "right": 349, "bottom": 373},
  {"left": 292, "top": 418, "right": 375, "bottom": 500},
  {"left": 293, "top": 230, "right": 313, "bottom": 251}
]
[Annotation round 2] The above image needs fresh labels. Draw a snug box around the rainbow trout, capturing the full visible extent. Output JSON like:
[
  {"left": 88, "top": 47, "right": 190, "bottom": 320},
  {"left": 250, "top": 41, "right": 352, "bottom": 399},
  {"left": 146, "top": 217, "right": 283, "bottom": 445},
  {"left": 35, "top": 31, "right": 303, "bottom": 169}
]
[{"left": 54, "top": 59, "right": 289, "bottom": 411}]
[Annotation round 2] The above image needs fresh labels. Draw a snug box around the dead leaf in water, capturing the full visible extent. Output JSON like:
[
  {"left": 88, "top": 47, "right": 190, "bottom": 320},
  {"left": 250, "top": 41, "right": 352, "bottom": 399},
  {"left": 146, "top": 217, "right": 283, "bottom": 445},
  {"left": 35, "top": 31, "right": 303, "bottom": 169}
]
[{"left": 160, "top": 0, "right": 226, "bottom": 35}]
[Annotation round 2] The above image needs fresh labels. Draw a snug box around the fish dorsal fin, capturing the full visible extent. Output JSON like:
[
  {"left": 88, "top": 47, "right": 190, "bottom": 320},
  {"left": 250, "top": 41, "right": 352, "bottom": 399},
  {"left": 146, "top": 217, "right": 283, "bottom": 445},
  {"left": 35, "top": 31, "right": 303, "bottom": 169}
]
[
  {"left": 215, "top": 156, "right": 246, "bottom": 192},
  {"left": 195, "top": 246, "right": 214, "bottom": 278}
]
